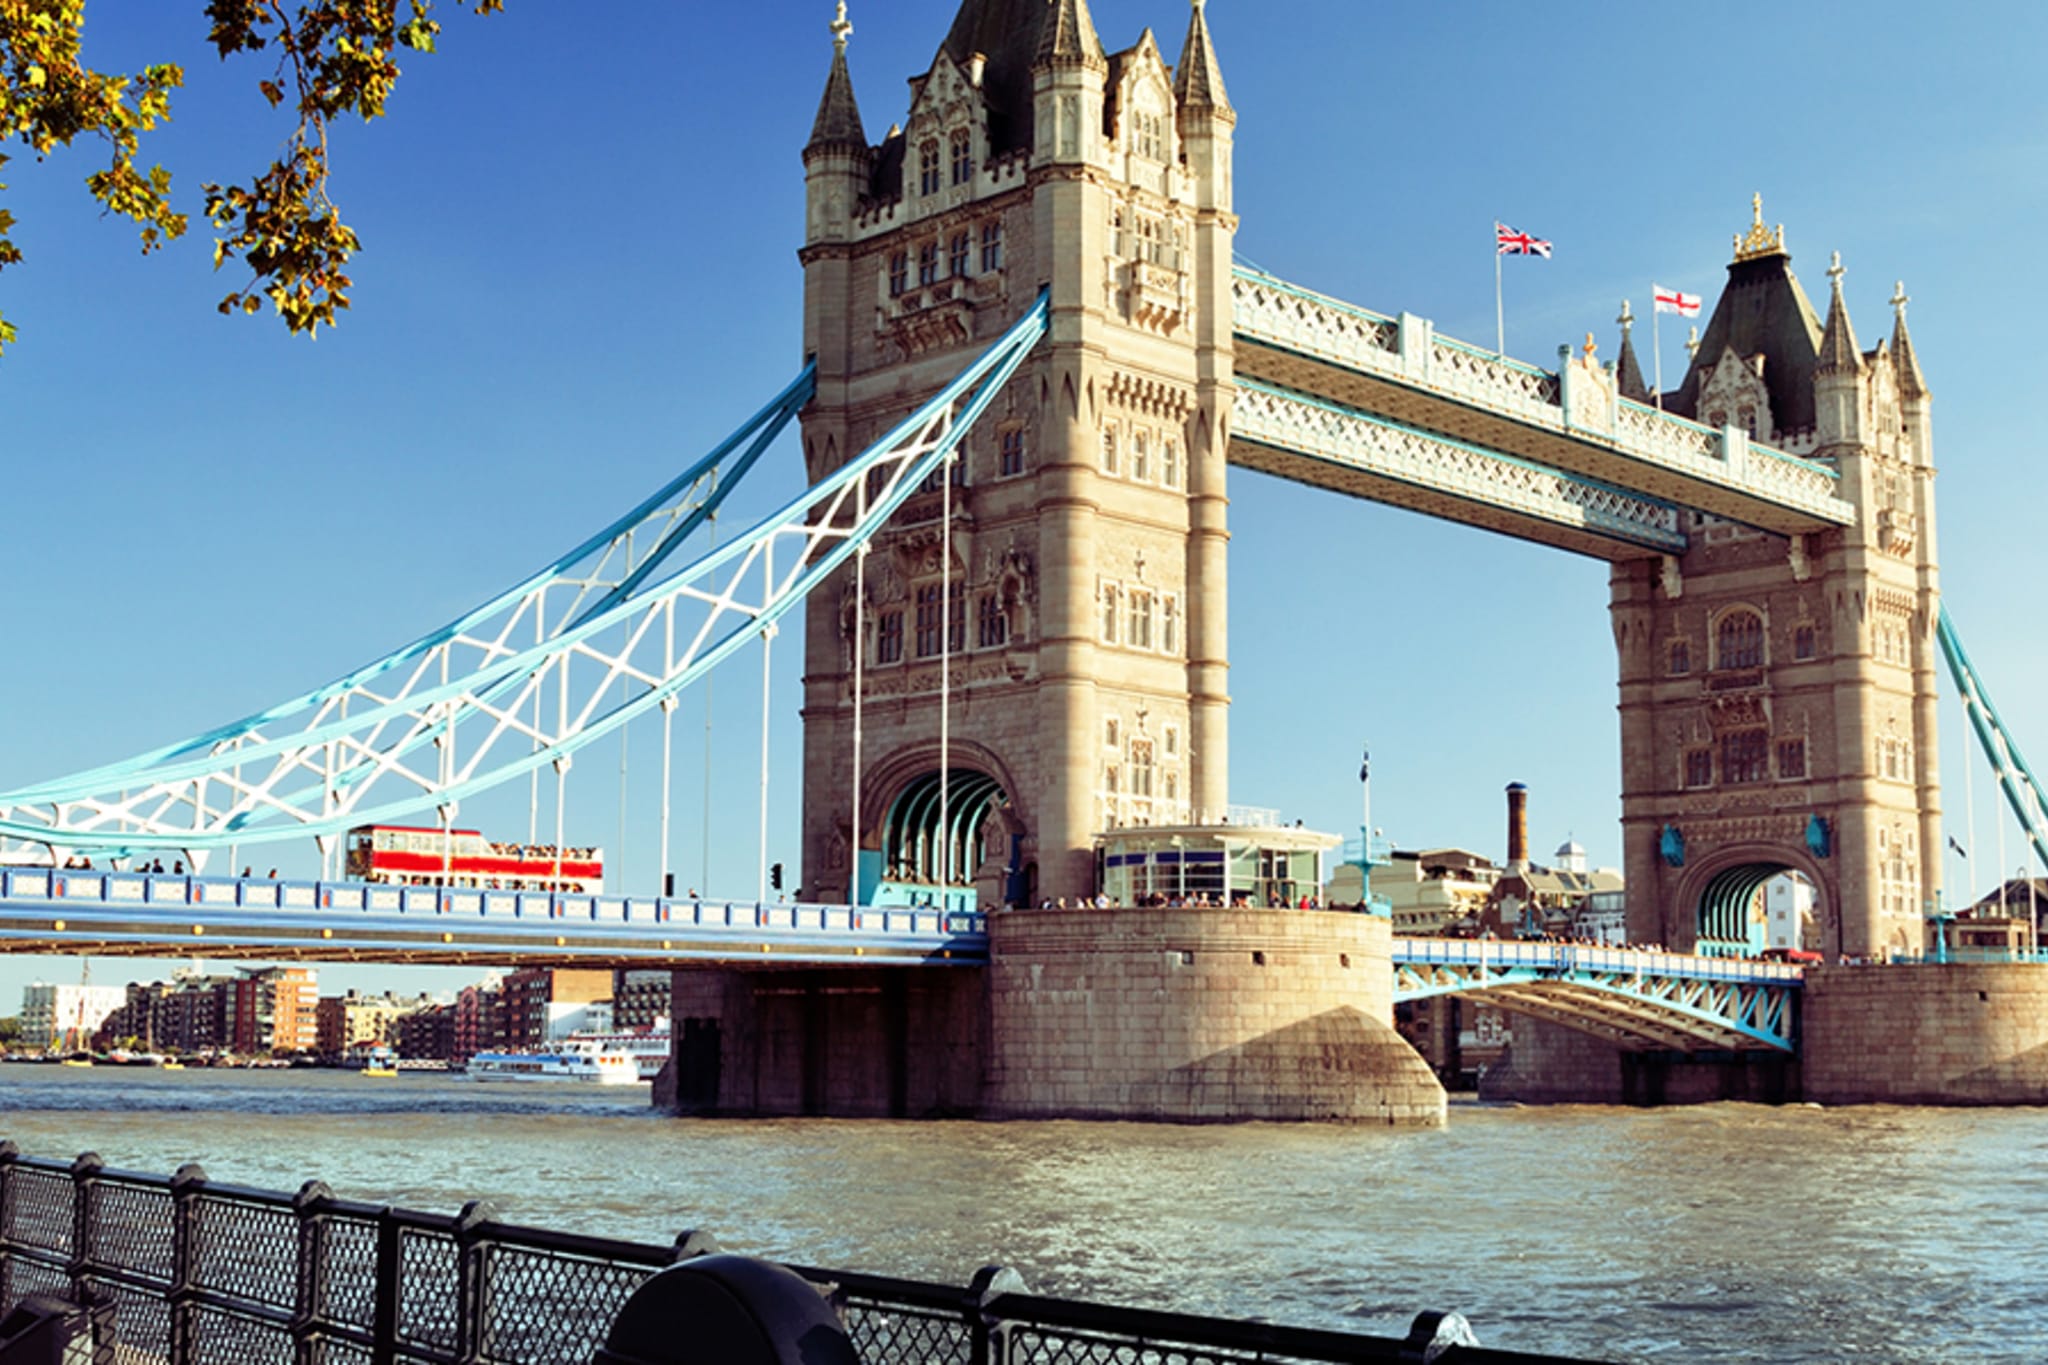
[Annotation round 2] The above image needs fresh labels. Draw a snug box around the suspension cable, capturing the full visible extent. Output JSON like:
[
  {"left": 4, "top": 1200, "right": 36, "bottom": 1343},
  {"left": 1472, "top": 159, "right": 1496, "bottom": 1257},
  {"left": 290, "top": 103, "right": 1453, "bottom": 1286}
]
[
  {"left": 940, "top": 431, "right": 954, "bottom": 889},
  {"left": 851, "top": 476, "right": 868, "bottom": 906}
]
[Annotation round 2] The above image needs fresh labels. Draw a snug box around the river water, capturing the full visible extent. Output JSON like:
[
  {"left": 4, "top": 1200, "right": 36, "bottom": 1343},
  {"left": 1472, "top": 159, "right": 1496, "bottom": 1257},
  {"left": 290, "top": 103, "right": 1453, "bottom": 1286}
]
[{"left": 0, "top": 1066, "right": 2042, "bottom": 1362}]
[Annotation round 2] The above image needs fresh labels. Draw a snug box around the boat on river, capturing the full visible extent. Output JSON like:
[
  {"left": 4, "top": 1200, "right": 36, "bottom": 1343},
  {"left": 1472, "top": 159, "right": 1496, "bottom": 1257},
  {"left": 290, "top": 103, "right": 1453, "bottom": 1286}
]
[{"left": 466, "top": 1022, "right": 669, "bottom": 1085}]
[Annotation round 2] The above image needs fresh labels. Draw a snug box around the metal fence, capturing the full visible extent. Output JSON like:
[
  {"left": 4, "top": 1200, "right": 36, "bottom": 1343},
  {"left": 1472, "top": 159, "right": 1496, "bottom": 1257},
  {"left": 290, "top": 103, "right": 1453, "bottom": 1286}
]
[{"left": 0, "top": 1144, "right": 1594, "bottom": 1365}]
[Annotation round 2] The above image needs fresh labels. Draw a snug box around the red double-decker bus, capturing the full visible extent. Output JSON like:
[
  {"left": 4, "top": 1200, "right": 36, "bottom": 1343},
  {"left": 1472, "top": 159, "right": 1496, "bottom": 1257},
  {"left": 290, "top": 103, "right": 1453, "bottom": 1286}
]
[{"left": 343, "top": 826, "right": 604, "bottom": 893}]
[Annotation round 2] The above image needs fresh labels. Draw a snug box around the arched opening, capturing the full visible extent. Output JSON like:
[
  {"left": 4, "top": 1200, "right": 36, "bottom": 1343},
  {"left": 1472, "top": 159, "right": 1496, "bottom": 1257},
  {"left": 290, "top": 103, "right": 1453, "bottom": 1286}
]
[
  {"left": 1691, "top": 861, "right": 1823, "bottom": 958},
  {"left": 872, "top": 768, "right": 1014, "bottom": 909}
]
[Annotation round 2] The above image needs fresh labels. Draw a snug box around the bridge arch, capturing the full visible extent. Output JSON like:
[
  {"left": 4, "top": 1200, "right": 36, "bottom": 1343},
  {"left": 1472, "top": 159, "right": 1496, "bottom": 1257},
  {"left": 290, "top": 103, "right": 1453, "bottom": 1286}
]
[
  {"left": 1671, "top": 841, "right": 1833, "bottom": 958},
  {"left": 859, "top": 742, "right": 1030, "bottom": 906}
]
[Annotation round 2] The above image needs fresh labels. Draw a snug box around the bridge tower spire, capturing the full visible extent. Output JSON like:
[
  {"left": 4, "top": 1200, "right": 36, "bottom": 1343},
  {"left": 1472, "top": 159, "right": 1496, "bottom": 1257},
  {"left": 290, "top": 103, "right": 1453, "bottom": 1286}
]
[
  {"left": 1612, "top": 201, "right": 1942, "bottom": 961},
  {"left": 797, "top": 1, "right": 1239, "bottom": 907}
]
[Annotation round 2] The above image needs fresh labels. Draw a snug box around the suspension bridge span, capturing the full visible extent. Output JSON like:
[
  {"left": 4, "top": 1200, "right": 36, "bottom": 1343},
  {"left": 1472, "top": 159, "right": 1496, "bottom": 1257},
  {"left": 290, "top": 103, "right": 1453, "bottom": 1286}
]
[{"left": 7, "top": 0, "right": 2048, "bottom": 1119}]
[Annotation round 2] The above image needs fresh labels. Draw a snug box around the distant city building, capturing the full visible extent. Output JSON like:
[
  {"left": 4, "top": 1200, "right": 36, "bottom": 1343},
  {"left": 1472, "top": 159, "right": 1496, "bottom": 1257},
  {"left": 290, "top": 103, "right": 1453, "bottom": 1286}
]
[
  {"left": 225, "top": 967, "right": 319, "bottom": 1054},
  {"left": 1765, "top": 873, "right": 1816, "bottom": 951},
  {"left": 501, "top": 968, "right": 612, "bottom": 1048},
  {"left": 1358, "top": 849, "right": 1499, "bottom": 936},
  {"left": 612, "top": 970, "right": 671, "bottom": 1032},
  {"left": 20, "top": 982, "right": 128, "bottom": 1050},
  {"left": 316, "top": 991, "right": 432, "bottom": 1058},
  {"left": 451, "top": 977, "right": 504, "bottom": 1064},
  {"left": 398, "top": 1005, "right": 455, "bottom": 1062}
]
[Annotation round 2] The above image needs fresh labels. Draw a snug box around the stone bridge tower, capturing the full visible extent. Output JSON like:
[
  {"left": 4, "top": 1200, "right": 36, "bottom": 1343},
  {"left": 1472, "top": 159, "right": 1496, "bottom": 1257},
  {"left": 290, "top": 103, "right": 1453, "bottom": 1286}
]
[
  {"left": 796, "top": 0, "right": 1237, "bottom": 906},
  {"left": 1611, "top": 200, "right": 1940, "bottom": 959}
]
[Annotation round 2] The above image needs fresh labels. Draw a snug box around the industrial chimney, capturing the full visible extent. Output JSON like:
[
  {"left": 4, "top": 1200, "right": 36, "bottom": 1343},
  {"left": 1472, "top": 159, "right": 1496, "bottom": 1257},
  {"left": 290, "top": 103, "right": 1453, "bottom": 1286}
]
[{"left": 1505, "top": 782, "right": 1529, "bottom": 871}]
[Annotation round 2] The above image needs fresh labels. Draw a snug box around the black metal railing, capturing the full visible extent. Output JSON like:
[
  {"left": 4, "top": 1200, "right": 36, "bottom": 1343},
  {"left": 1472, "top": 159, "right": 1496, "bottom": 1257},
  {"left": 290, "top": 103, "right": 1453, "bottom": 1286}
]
[{"left": 0, "top": 1144, "right": 1597, "bottom": 1365}]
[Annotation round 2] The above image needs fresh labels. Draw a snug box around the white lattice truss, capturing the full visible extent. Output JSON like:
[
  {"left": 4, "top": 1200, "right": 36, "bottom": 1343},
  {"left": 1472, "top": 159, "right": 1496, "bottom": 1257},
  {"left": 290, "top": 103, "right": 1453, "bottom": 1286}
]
[
  {"left": 0, "top": 298, "right": 1050, "bottom": 866},
  {"left": 1233, "top": 379, "right": 1688, "bottom": 553},
  {"left": 1230, "top": 264, "right": 1853, "bottom": 527},
  {"left": 1393, "top": 952, "right": 1800, "bottom": 1052}
]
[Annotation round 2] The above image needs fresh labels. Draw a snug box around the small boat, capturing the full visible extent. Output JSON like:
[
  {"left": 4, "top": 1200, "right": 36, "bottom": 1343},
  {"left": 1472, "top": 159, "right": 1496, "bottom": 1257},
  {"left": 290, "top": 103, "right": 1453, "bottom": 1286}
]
[
  {"left": 361, "top": 1046, "right": 399, "bottom": 1078},
  {"left": 159, "top": 1059, "right": 185, "bottom": 1072},
  {"left": 60, "top": 1055, "right": 94, "bottom": 1069}
]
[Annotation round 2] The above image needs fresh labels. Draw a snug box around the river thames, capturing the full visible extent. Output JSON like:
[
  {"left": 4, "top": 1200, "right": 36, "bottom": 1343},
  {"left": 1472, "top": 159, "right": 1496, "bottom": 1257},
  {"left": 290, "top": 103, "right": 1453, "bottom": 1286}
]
[{"left": 1, "top": 1067, "right": 2042, "bottom": 1362}]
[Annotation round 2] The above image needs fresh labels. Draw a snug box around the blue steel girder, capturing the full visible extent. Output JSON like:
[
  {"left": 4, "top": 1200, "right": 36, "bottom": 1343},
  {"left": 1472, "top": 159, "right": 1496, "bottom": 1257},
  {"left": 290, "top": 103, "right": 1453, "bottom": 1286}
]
[
  {"left": 1392, "top": 942, "right": 1800, "bottom": 1052},
  {"left": 1230, "top": 264, "right": 1855, "bottom": 538},
  {"left": 0, "top": 296, "right": 1050, "bottom": 860},
  {"left": 1231, "top": 378, "right": 1687, "bottom": 560}
]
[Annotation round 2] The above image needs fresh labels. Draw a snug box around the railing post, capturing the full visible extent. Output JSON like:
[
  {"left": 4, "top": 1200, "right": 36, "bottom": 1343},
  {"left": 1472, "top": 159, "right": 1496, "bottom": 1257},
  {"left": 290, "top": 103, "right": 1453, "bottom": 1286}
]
[
  {"left": 453, "top": 1199, "right": 496, "bottom": 1365},
  {"left": 371, "top": 1209, "right": 400, "bottom": 1365},
  {"left": 0, "top": 1141, "right": 18, "bottom": 1312},
  {"left": 68, "top": 1152, "right": 103, "bottom": 1310},
  {"left": 168, "top": 1162, "right": 207, "bottom": 1365},
  {"left": 292, "top": 1181, "right": 333, "bottom": 1365},
  {"left": 965, "top": 1265, "right": 1025, "bottom": 1365}
]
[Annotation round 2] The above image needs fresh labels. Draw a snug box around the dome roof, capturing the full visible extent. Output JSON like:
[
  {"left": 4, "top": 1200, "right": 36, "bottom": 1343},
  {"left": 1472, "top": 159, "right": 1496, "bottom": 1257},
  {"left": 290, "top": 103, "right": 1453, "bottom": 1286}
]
[{"left": 1555, "top": 839, "right": 1587, "bottom": 858}]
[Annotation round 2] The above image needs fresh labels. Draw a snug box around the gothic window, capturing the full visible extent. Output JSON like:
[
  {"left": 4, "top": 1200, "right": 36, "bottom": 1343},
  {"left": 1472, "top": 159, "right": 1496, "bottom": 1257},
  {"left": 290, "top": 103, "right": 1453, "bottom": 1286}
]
[
  {"left": 1101, "top": 428, "right": 1119, "bottom": 475},
  {"left": 1133, "top": 110, "right": 1165, "bottom": 161},
  {"left": 1668, "top": 640, "right": 1691, "bottom": 676},
  {"left": 1777, "top": 738, "right": 1806, "bottom": 780},
  {"left": 1794, "top": 624, "right": 1816, "bottom": 661},
  {"left": 1164, "top": 771, "right": 1179, "bottom": 803},
  {"left": 1715, "top": 610, "right": 1765, "bottom": 670},
  {"left": 918, "top": 241, "right": 939, "bottom": 287},
  {"left": 1130, "top": 740, "right": 1155, "bottom": 797},
  {"left": 1137, "top": 216, "right": 1160, "bottom": 265},
  {"left": 888, "top": 251, "right": 908, "bottom": 297},
  {"left": 999, "top": 427, "right": 1025, "bottom": 477},
  {"left": 876, "top": 611, "right": 903, "bottom": 664},
  {"left": 980, "top": 219, "right": 1003, "bottom": 272},
  {"left": 1684, "top": 748, "right": 1712, "bottom": 788},
  {"left": 916, "top": 456, "right": 965, "bottom": 495},
  {"left": 1104, "top": 765, "right": 1120, "bottom": 795},
  {"left": 949, "top": 129, "right": 972, "bottom": 186},
  {"left": 1162, "top": 440, "right": 1180, "bottom": 488},
  {"left": 1110, "top": 205, "right": 1127, "bottom": 256},
  {"left": 1721, "top": 729, "right": 1769, "bottom": 785},
  {"left": 1163, "top": 596, "right": 1179, "bottom": 654},
  {"left": 1132, "top": 432, "right": 1149, "bottom": 482},
  {"left": 1128, "top": 590, "right": 1153, "bottom": 650},
  {"left": 976, "top": 594, "right": 1008, "bottom": 648},
  {"left": 1101, "top": 586, "right": 1119, "bottom": 645},
  {"left": 1105, "top": 717, "right": 1119, "bottom": 749},
  {"left": 1708, "top": 408, "right": 1728, "bottom": 430},
  {"left": 1738, "top": 406, "right": 1757, "bottom": 438},
  {"left": 1164, "top": 725, "right": 1179, "bottom": 759},
  {"left": 949, "top": 231, "right": 970, "bottom": 278},
  {"left": 918, "top": 141, "right": 941, "bottom": 196},
  {"left": 914, "top": 584, "right": 944, "bottom": 658}
]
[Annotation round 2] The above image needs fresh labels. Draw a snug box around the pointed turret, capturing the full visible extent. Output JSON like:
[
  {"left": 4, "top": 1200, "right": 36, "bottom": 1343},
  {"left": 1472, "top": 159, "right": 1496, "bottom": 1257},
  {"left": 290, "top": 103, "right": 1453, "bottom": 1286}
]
[
  {"left": 1035, "top": 0, "right": 1106, "bottom": 70},
  {"left": 1667, "top": 195, "right": 1824, "bottom": 437},
  {"left": 806, "top": 4, "right": 867, "bottom": 153},
  {"left": 1890, "top": 280, "right": 1929, "bottom": 401},
  {"left": 1174, "top": 0, "right": 1230, "bottom": 112},
  {"left": 1815, "top": 251, "right": 1863, "bottom": 377},
  {"left": 1615, "top": 299, "right": 1651, "bottom": 403}
]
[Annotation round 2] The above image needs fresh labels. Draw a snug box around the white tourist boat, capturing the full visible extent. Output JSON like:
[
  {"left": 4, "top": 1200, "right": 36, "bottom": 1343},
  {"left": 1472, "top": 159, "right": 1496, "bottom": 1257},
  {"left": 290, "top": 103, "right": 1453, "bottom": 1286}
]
[{"left": 466, "top": 1021, "right": 670, "bottom": 1085}]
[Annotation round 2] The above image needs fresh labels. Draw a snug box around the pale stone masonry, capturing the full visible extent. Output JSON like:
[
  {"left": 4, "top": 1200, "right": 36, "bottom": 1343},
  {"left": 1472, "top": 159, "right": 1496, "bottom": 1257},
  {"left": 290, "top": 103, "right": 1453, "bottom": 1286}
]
[
  {"left": 985, "top": 906, "right": 1447, "bottom": 1124},
  {"left": 1611, "top": 207, "right": 1942, "bottom": 960},
  {"left": 797, "top": 0, "right": 1235, "bottom": 907}
]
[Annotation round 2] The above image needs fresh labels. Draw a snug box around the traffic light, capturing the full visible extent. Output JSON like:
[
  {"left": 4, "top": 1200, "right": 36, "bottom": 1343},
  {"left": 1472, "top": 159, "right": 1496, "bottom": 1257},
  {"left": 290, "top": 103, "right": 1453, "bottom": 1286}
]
[{"left": 770, "top": 862, "right": 784, "bottom": 891}]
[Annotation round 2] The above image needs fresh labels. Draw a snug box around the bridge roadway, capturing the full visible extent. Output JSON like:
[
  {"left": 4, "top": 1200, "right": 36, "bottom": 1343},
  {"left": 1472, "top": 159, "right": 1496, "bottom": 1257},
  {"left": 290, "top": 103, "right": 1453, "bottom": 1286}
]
[
  {"left": 0, "top": 868, "right": 1801, "bottom": 1051},
  {"left": 1229, "top": 265, "right": 1857, "bottom": 557}
]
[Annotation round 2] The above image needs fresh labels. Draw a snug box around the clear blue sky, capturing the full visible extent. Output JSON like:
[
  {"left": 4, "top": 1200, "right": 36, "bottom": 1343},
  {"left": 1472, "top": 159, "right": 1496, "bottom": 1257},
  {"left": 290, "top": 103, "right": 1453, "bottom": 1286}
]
[{"left": 3, "top": 1, "right": 2045, "bottom": 1006}]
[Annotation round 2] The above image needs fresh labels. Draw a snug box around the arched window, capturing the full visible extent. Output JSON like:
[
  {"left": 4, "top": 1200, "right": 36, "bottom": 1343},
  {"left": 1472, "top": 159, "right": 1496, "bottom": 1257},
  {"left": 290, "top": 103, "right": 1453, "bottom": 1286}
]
[
  {"left": 887, "top": 252, "right": 908, "bottom": 297},
  {"left": 1668, "top": 640, "right": 1691, "bottom": 676},
  {"left": 1101, "top": 586, "right": 1119, "bottom": 644},
  {"left": 949, "top": 130, "right": 972, "bottom": 186},
  {"left": 1132, "top": 432, "right": 1149, "bottom": 481},
  {"left": 1101, "top": 428, "right": 1118, "bottom": 475},
  {"left": 1130, "top": 740, "right": 1154, "bottom": 797},
  {"left": 918, "top": 141, "right": 941, "bottom": 196},
  {"left": 1716, "top": 610, "right": 1764, "bottom": 670}
]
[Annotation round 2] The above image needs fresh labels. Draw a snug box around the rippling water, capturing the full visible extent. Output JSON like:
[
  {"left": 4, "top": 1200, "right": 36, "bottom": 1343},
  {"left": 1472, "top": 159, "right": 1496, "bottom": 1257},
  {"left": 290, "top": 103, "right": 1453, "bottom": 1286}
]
[{"left": 2, "top": 1066, "right": 2044, "bottom": 1362}]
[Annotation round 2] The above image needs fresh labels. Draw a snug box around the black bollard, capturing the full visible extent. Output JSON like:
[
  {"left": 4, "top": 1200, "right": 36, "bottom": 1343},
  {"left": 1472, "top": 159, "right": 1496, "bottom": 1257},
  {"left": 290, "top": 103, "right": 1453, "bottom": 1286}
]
[{"left": 594, "top": 1255, "right": 858, "bottom": 1365}]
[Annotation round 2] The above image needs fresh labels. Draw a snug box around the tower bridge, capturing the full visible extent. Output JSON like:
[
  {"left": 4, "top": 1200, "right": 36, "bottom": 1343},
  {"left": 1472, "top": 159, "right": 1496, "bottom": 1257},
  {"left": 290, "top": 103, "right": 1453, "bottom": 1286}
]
[{"left": 4, "top": 0, "right": 2047, "bottom": 1119}]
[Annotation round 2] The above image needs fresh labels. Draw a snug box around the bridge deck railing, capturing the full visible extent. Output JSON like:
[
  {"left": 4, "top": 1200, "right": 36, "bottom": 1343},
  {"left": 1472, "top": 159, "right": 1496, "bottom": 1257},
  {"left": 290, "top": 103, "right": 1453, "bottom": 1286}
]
[
  {"left": 1392, "top": 938, "right": 1806, "bottom": 985},
  {"left": 0, "top": 1145, "right": 1592, "bottom": 1365},
  {"left": 1230, "top": 265, "right": 1849, "bottom": 523},
  {"left": 0, "top": 868, "right": 984, "bottom": 940}
]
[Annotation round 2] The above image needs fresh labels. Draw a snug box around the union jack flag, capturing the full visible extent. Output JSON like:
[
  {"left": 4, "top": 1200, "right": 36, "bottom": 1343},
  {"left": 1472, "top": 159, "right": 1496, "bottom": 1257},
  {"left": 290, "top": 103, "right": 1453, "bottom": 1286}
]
[{"left": 1495, "top": 222, "right": 1552, "bottom": 258}]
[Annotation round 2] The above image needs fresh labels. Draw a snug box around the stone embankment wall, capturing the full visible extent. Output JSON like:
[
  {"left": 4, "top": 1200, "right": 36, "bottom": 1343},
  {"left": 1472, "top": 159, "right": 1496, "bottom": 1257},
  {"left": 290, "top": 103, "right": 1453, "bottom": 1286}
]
[
  {"left": 1801, "top": 963, "right": 2048, "bottom": 1104},
  {"left": 984, "top": 906, "right": 1446, "bottom": 1126},
  {"left": 1476, "top": 1016, "right": 1798, "bottom": 1105}
]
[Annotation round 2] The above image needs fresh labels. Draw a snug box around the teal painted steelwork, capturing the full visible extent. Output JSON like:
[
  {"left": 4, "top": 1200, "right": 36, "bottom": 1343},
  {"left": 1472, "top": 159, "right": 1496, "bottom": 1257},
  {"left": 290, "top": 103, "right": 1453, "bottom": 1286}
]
[
  {"left": 1391, "top": 938, "right": 1801, "bottom": 1051},
  {"left": 881, "top": 769, "right": 1003, "bottom": 887},
  {"left": 0, "top": 296, "right": 1051, "bottom": 857},
  {"left": 1936, "top": 604, "right": 2048, "bottom": 867},
  {"left": 1695, "top": 863, "right": 1777, "bottom": 957}
]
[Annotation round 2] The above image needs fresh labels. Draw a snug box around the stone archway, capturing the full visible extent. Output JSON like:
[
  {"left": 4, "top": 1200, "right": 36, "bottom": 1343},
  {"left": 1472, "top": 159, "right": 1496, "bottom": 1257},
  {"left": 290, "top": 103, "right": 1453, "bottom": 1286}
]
[
  {"left": 1672, "top": 842, "right": 1834, "bottom": 958},
  {"left": 857, "top": 741, "right": 1028, "bottom": 908}
]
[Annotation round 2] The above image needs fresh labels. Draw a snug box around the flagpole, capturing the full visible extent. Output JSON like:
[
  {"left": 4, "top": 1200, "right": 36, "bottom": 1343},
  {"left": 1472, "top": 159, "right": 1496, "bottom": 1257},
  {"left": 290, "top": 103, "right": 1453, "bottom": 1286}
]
[
  {"left": 1494, "top": 235, "right": 1505, "bottom": 358},
  {"left": 1652, "top": 289, "right": 1664, "bottom": 409}
]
